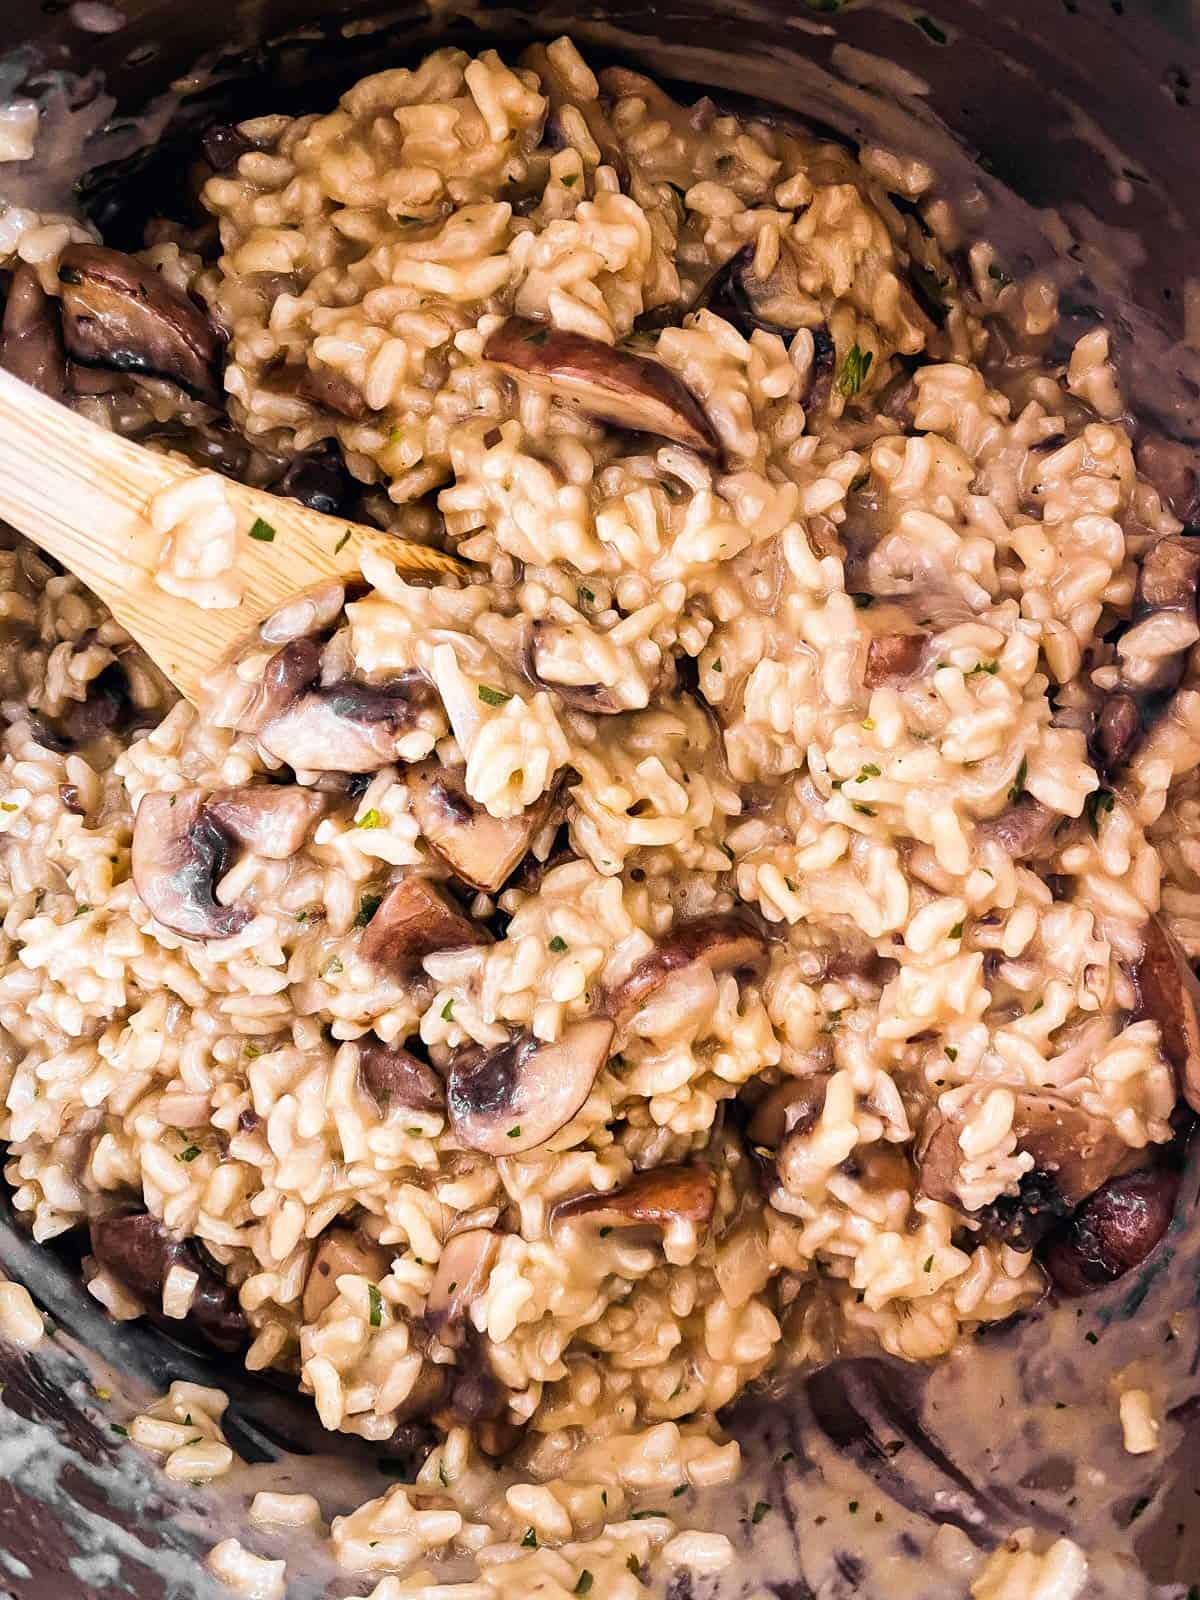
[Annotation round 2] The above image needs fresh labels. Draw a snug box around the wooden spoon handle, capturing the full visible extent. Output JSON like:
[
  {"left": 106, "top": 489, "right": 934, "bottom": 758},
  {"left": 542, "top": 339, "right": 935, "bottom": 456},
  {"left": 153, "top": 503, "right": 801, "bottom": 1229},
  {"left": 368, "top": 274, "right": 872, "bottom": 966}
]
[{"left": 0, "top": 368, "right": 466, "bottom": 704}]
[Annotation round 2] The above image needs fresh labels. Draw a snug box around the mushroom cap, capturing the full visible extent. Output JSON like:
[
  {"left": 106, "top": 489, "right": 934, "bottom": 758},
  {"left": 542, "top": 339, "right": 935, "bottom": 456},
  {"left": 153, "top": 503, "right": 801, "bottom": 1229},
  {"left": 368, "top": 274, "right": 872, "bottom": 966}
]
[
  {"left": 358, "top": 876, "right": 489, "bottom": 977},
  {"left": 551, "top": 1165, "right": 716, "bottom": 1233},
  {"left": 406, "top": 760, "right": 555, "bottom": 893},
  {"left": 425, "top": 1228, "right": 501, "bottom": 1342},
  {"left": 446, "top": 1016, "right": 615, "bottom": 1155},
  {"left": 1135, "top": 913, "right": 1200, "bottom": 1113},
  {"left": 258, "top": 674, "right": 437, "bottom": 773},
  {"left": 205, "top": 785, "right": 330, "bottom": 858},
  {"left": 522, "top": 621, "right": 626, "bottom": 715},
  {"left": 1, "top": 262, "right": 68, "bottom": 399},
  {"left": 1041, "top": 1166, "right": 1180, "bottom": 1297},
  {"left": 607, "top": 913, "right": 767, "bottom": 1026},
  {"left": 358, "top": 1038, "right": 445, "bottom": 1115},
  {"left": 483, "top": 317, "right": 720, "bottom": 459},
  {"left": 302, "top": 1228, "right": 391, "bottom": 1323},
  {"left": 90, "top": 1210, "right": 246, "bottom": 1352},
  {"left": 132, "top": 789, "right": 250, "bottom": 941},
  {"left": 974, "top": 796, "right": 1058, "bottom": 860}
]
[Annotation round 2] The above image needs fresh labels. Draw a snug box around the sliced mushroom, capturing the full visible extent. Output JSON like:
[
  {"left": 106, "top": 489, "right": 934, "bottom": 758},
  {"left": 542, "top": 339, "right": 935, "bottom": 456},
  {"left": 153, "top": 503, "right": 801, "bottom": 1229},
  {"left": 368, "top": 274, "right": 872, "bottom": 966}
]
[
  {"left": 302, "top": 1227, "right": 391, "bottom": 1323},
  {"left": 242, "top": 638, "right": 323, "bottom": 734},
  {"left": 1092, "top": 692, "right": 1142, "bottom": 777},
  {"left": 406, "top": 760, "right": 555, "bottom": 892},
  {"left": 90, "top": 1210, "right": 246, "bottom": 1352},
  {"left": 1115, "top": 534, "right": 1200, "bottom": 694},
  {"left": 425, "top": 1228, "right": 500, "bottom": 1343},
  {"left": 918, "top": 1092, "right": 1131, "bottom": 1247},
  {"left": 1041, "top": 1166, "right": 1179, "bottom": 1296},
  {"left": 57, "top": 244, "right": 221, "bottom": 402},
  {"left": 746, "top": 1074, "right": 829, "bottom": 1150},
  {"left": 264, "top": 360, "right": 369, "bottom": 421},
  {"left": 702, "top": 242, "right": 817, "bottom": 342},
  {"left": 132, "top": 790, "right": 250, "bottom": 940},
  {"left": 358, "top": 1038, "right": 445, "bottom": 1114},
  {"left": 483, "top": 317, "right": 720, "bottom": 459},
  {"left": 606, "top": 914, "right": 767, "bottom": 1026},
  {"left": 974, "top": 796, "right": 1057, "bottom": 860},
  {"left": 1134, "top": 913, "right": 1200, "bottom": 1113},
  {"left": 358, "top": 876, "right": 489, "bottom": 977},
  {"left": 551, "top": 1165, "right": 716, "bottom": 1233},
  {"left": 446, "top": 1016, "right": 615, "bottom": 1155},
  {"left": 205, "top": 785, "right": 330, "bottom": 858},
  {"left": 259, "top": 673, "right": 438, "bottom": 774},
  {"left": 522, "top": 620, "right": 623, "bottom": 714},
  {"left": 864, "top": 632, "right": 926, "bottom": 689},
  {"left": 1135, "top": 432, "right": 1200, "bottom": 524},
  {"left": 277, "top": 446, "right": 356, "bottom": 517},
  {"left": 201, "top": 123, "right": 255, "bottom": 172},
  {"left": 1, "top": 263, "right": 68, "bottom": 398}
]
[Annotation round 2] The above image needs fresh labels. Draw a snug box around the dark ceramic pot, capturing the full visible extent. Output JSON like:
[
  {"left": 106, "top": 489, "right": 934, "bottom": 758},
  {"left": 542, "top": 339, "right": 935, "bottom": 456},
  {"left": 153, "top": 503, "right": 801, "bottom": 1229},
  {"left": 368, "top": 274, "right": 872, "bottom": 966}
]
[{"left": 1, "top": 3, "right": 1200, "bottom": 1596}]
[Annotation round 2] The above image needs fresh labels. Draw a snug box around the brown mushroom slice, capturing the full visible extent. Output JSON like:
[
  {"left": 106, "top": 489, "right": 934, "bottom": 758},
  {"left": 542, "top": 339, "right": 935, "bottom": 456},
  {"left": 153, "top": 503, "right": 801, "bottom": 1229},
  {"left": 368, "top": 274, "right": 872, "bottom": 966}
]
[
  {"left": 746, "top": 1074, "right": 830, "bottom": 1150},
  {"left": 263, "top": 359, "right": 369, "bottom": 421},
  {"left": 1136, "top": 433, "right": 1200, "bottom": 524},
  {"left": 1115, "top": 534, "right": 1200, "bottom": 694},
  {"left": 523, "top": 621, "right": 624, "bottom": 715},
  {"left": 864, "top": 632, "right": 926, "bottom": 689},
  {"left": 303, "top": 1228, "right": 391, "bottom": 1323},
  {"left": 974, "top": 796, "right": 1057, "bottom": 860},
  {"left": 483, "top": 317, "right": 720, "bottom": 459},
  {"left": 406, "top": 760, "right": 555, "bottom": 892},
  {"left": 358, "top": 1038, "right": 445, "bottom": 1115},
  {"left": 241, "top": 638, "right": 323, "bottom": 734},
  {"left": 1092, "top": 692, "right": 1143, "bottom": 777},
  {"left": 607, "top": 914, "right": 767, "bottom": 1026},
  {"left": 446, "top": 1016, "right": 615, "bottom": 1155},
  {"left": 259, "top": 673, "right": 438, "bottom": 774},
  {"left": 57, "top": 243, "right": 221, "bottom": 402},
  {"left": 426, "top": 1228, "right": 500, "bottom": 1343},
  {"left": 132, "top": 790, "right": 251, "bottom": 941},
  {"left": 358, "top": 876, "right": 489, "bottom": 977},
  {"left": 918, "top": 1092, "right": 1130, "bottom": 1246},
  {"left": 90, "top": 1210, "right": 246, "bottom": 1352},
  {"left": 1134, "top": 913, "right": 1200, "bottom": 1113},
  {"left": 702, "top": 243, "right": 818, "bottom": 344},
  {"left": 205, "top": 786, "right": 330, "bottom": 858},
  {"left": 1041, "top": 1166, "right": 1180, "bottom": 1297},
  {"left": 1, "top": 263, "right": 68, "bottom": 398},
  {"left": 551, "top": 1165, "right": 716, "bottom": 1235}
]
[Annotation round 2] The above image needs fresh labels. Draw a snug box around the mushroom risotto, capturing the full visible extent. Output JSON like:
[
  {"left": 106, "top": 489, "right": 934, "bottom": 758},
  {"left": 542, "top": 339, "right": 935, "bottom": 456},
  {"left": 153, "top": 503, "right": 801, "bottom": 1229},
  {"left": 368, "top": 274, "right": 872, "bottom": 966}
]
[{"left": 1, "top": 33, "right": 1198, "bottom": 1595}]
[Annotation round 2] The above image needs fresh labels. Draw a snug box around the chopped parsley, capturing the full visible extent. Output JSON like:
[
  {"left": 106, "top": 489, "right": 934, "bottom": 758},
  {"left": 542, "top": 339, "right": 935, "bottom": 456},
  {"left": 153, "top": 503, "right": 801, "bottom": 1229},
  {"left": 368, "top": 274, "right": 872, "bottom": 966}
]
[
  {"left": 561, "top": 173, "right": 579, "bottom": 187},
  {"left": 507, "top": 1125, "right": 522, "bottom": 1139},
  {"left": 177, "top": 1145, "right": 201, "bottom": 1163},
  {"left": 334, "top": 528, "right": 352, "bottom": 555},
  {"left": 110, "top": 1423, "right": 128, "bottom": 1437},
  {"left": 913, "top": 13, "right": 948, "bottom": 44},
  {"left": 1086, "top": 788, "right": 1115, "bottom": 834},
  {"left": 441, "top": 998, "right": 455, "bottom": 1022},
  {"left": 626, "top": 1555, "right": 641, "bottom": 1577},
  {"left": 712, "top": 658, "right": 723, "bottom": 672},
  {"left": 851, "top": 802, "right": 876, "bottom": 817},
  {"left": 949, "top": 921, "right": 964, "bottom": 940},
  {"left": 968, "top": 659, "right": 999, "bottom": 675},
  {"left": 574, "top": 1574, "right": 593, "bottom": 1596},
  {"left": 323, "top": 957, "right": 344, "bottom": 979},
  {"left": 477, "top": 684, "right": 512, "bottom": 707},
  {"left": 672, "top": 1484, "right": 688, "bottom": 1497},
  {"left": 848, "top": 1500, "right": 859, "bottom": 1514},
  {"left": 549, "top": 935, "right": 568, "bottom": 952},
  {"left": 521, "top": 1528, "right": 538, "bottom": 1548},
  {"left": 355, "top": 891, "right": 383, "bottom": 927},
  {"left": 74, "top": 904, "right": 92, "bottom": 918},
  {"left": 856, "top": 763, "right": 881, "bottom": 782},
  {"left": 751, "top": 1501, "right": 771, "bottom": 1525},
  {"left": 837, "top": 344, "right": 873, "bottom": 398},
  {"left": 944, "top": 1046, "right": 958, "bottom": 1062},
  {"left": 1128, "top": 1496, "right": 1150, "bottom": 1523},
  {"left": 248, "top": 517, "right": 276, "bottom": 543},
  {"left": 1085, "top": 1330, "right": 1099, "bottom": 1344},
  {"left": 438, "top": 1460, "right": 450, "bottom": 1487},
  {"left": 524, "top": 327, "right": 551, "bottom": 348},
  {"left": 355, "top": 808, "right": 383, "bottom": 829},
  {"left": 851, "top": 592, "right": 874, "bottom": 608},
  {"left": 577, "top": 585, "right": 594, "bottom": 607},
  {"left": 368, "top": 1284, "right": 382, "bottom": 1327},
  {"left": 923, "top": 1255, "right": 934, "bottom": 1273},
  {"left": 1008, "top": 756, "right": 1028, "bottom": 803}
]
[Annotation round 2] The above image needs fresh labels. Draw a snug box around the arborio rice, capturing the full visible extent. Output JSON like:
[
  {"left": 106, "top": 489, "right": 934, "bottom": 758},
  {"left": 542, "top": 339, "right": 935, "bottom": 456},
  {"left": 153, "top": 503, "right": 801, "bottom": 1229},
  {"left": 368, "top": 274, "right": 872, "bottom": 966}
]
[{"left": 1, "top": 33, "right": 1198, "bottom": 1595}]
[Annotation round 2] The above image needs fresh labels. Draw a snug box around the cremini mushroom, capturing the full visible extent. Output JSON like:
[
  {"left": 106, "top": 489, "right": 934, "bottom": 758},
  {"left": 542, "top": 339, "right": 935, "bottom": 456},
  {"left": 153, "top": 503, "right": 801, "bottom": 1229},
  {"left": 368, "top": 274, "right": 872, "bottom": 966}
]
[
  {"left": 606, "top": 913, "right": 767, "bottom": 1026},
  {"left": 132, "top": 784, "right": 326, "bottom": 939},
  {"left": 241, "top": 638, "right": 323, "bottom": 733},
  {"left": 258, "top": 672, "right": 438, "bottom": 773},
  {"left": 358, "top": 1038, "right": 445, "bottom": 1115},
  {"left": 746, "top": 1075, "right": 830, "bottom": 1150},
  {"left": 425, "top": 1228, "right": 500, "bottom": 1343},
  {"left": 406, "top": 760, "right": 556, "bottom": 892},
  {"left": 1, "top": 263, "right": 68, "bottom": 398},
  {"left": 358, "top": 876, "right": 489, "bottom": 977},
  {"left": 90, "top": 1209, "right": 246, "bottom": 1352},
  {"left": 302, "top": 1227, "right": 391, "bottom": 1323},
  {"left": 1041, "top": 1166, "right": 1180, "bottom": 1297},
  {"left": 974, "top": 796, "right": 1057, "bottom": 860},
  {"left": 264, "top": 359, "right": 369, "bottom": 421},
  {"left": 551, "top": 1165, "right": 716, "bottom": 1233},
  {"left": 1115, "top": 534, "right": 1200, "bottom": 694},
  {"left": 917, "top": 1091, "right": 1130, "bottom": 1246},
  {"left": 1092, "top": 692, "right": 1142, "bottom": 777},
  {"left": 863, "top": 631, "right": 926, "bottom": 690},
  {"left": 482, "top": 317, "right": 720, "bottom": 458},
  {"left": 522, "top": 621, "right": 624, "bottom": 715},
  {"left": 446, "top": 1016, "right": 615, "bottom": 1155},
  {"left": 57, "top": 243, "right": 222, "bottom": 402},
  {"left": 1134, "top": 913, "right": 1200, "bottom": 1113}
]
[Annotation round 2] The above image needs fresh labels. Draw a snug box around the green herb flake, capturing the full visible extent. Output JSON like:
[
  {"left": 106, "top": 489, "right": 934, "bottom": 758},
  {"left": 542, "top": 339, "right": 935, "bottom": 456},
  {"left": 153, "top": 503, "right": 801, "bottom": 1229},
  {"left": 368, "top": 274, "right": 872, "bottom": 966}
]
[
  {"left": 478, "top": 684, "right": 512, "bottom": 707},
  {"left": 438, "top": 1460, "right": 450, "bottom": 1487},
  {"left": 626, "top": 1555, "right": 641, "bottom": 1577},
  {"left": 1086, "top": 788, "right": 1115, "bottom": 834},
  {"left": 334, "top": 528, "right": 353, "bottom": 555},
  {"left": 1085, "top": 1330, "right": 1099, "bottom": 1344},
  {"left": 248, "top": 517, "right": 276, "bottom": 543},
  {"left": 368, "top": 1283, "right": 383, "bottom": 1327},
  {"left": 856, "top": 763, "right": 881, "bottom": 782},
  {"left": 851, "top": 802, "right": 876, "bottom": 817},
  {"left": 74, "top": 904, "right": 92, "bottom": 918},
  {"left": 441, "top": 998, "right": 455, "bottom": 1022},
  {"left": 548, "top": 935, "right": 568, "bottom": 952},
  {"left": 577, "top": 585, "right": 594, "bottom": 607},
  {"left": 1008, "top": 756, "right": 1028, "bottom": 803},
  {"left": 0, "top": 801, "right": 17, "bottom": 813},
  {"left": 671, "top": 1483, "right": 688, "bottom": 1498},
  {"left": 968, "top": 659, "right": 999, "bottom": 676},
  {"left": 851, "top": 592, "right": 875, "bottom": 608},
  {"left": 630, "top": 1510, "right": 664, "bottom": 1520},
  {"left": 177, "top": 1145, "right": 201, "bottom": 1163},
  {"left": 561, "top": 173, "right": 579, "bottom": 188},
  {"left": 848, "top": 1500, "right": 859, "bottom": 1514},
  {"left": 913, "top": 13, "right": 948, "bottom": 44},
  {"left": 751, "top": 1501, "right": 771, "bottom": 1525},
  {"left": 949, "top": 921, "right": 964, "bottom": 940},
  {"left": 574, "top": 1573, "right": 593, "bottom": 1596},
  {"left": 598, "top": 1226, "right": 613, "bottom": 1239},
  {"left": 923, "top": 1255, "right": 934, "bottom": 1273},
  {"left": 944, "top": 1046, "right": 958, "bottom": 1062},
  {"left": 521, "top": 1528, "right": 537, "bottom": 1548},
  {"left": 355, "top": 891, "right": 383, "bottom": 928},
  {"left": 323, "top": 957, "right": 344, "bottom": 979},
  {"left": 837, "top": 344, "right": 873, "bottom": 398},
  {"left": 507, "top": 1125, "right": 522, "bottom": 1139},
  {"left": 712, "top": 658, "right": 723, "bottom": 672},
  {"left": 110, "top": 1423, "right": 128, "bottom": 1437},
  {"left": 781, "top": 1449, "right": 795, "bottom": 1463},
  {"left": 356, "top": 808, "right": 384, "bottom": 829},
  {"left": 525, "top": 327, "right": 551, "bottom": 348},
  {"left": 1128, "top": 1496, "right": 1150, "bottom": 1523}
]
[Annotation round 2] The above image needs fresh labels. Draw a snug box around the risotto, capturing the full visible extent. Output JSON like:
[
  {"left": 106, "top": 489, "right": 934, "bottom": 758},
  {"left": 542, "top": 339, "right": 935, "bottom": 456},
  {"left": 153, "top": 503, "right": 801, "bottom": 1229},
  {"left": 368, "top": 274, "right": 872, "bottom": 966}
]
[{"left": 0, "top": 33, "right": 1196, "bottom": 1595}]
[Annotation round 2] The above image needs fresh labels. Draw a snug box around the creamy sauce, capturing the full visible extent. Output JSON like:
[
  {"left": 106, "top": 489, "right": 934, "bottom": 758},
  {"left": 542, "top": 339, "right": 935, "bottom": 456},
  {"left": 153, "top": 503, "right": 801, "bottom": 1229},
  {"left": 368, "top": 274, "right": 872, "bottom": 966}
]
[{"left": 1, "top": 6, "right": 1199, "bottom": 1596}]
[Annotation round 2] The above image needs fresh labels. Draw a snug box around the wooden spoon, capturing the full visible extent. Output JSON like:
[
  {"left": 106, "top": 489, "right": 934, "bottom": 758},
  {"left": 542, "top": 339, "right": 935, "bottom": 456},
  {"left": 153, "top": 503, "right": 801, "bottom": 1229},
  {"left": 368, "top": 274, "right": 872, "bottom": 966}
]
[{"left": 0, "top": 367, "right": 467, "bottom": 705}]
